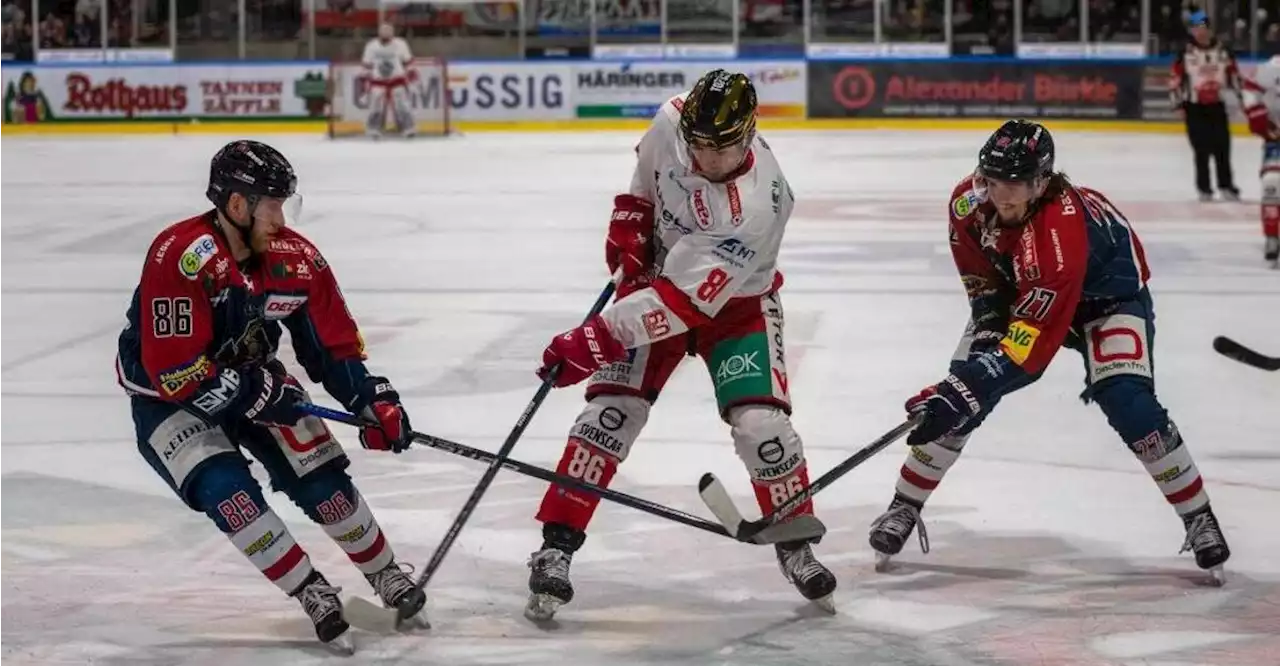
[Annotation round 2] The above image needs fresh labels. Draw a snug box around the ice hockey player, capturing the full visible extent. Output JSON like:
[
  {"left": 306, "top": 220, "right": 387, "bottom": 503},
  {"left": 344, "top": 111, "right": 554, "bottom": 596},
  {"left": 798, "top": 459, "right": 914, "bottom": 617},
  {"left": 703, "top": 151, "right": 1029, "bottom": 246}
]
[
  {"left": 362, "top": 22, "right": 416, "bottom": 137},
  {"left": 523, "top": 69, "right": 837, "bottom": 620},
  {"left": 867, "top": 120, "right": 1231, "bottom": 584},
  {"left": 115, "top": 140, "right": 427, "bottom": 652},
  {"left": 1242, "top": 55, "right": 1280, "bottom": 267}
]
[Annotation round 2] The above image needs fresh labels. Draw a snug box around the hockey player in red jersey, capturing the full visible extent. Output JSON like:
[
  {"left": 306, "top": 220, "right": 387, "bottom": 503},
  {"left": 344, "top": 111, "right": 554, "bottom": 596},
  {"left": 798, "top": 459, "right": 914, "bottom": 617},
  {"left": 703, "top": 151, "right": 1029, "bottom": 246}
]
[
  {"left": 115, "top": 141, "right": 427, "bottom": 652},
  {"left": 522, "top": 70, "right": 837, "bottom": 621},
  {"left": 868, "top": 120, "right": 1232, "bottom": 583}
]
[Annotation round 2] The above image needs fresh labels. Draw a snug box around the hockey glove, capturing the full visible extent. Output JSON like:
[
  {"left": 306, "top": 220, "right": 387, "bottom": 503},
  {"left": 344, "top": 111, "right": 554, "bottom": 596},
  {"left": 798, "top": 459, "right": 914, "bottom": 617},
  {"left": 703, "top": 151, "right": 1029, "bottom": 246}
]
[
  {"left": 354, "top": 377, "right": 413, "bottom": 453},
  {"left": 606, "top": 194, "right": 655, "bottom": 281},
  {"left": 235, "top": 366, "right": 307, "bottom": 427},
  {"left": 537, "top": 314, "right": 627, "bottom": 388},
  {"left": 904, "top": 374, "right": 984, "bottom": 446}
]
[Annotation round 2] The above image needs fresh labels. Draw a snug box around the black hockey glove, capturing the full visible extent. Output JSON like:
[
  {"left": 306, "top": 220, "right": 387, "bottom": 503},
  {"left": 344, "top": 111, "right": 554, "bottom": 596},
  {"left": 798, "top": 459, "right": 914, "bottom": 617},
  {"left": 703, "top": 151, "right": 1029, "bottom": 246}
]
[
  {"left": 904, "top": 374, "right": 984, "bottom": 446},
  {"left": 188, "top": 365, "right": 306, "bottom": 427}
]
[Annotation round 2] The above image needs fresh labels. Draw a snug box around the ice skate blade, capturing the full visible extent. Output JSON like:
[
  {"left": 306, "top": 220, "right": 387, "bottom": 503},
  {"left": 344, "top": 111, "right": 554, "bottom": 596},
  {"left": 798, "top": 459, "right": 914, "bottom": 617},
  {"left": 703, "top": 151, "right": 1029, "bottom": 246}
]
[
  {"left": 342, "top": 595, "right": 402, "bottom": 634},
  {"left": 1207, "top": 566, "right": 1227, "bottom": 587},
  {"left": 524, "top": 593, "right": 563, "bottom": 622},
  {"left": 324, "top": 631, "right": 356, "bottom": 656},
  {"left": 810, "top": 594, "right": 836, "bottom": 615},
  {"left": 873, "top": 551, "right": 894, "bottom": 573}
]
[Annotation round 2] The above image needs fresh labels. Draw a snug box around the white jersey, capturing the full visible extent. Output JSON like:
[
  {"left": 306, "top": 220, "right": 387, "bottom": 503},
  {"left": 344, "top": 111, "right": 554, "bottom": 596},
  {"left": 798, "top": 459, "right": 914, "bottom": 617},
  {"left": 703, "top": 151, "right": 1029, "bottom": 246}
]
[
  {"left": 600, "top": 93, "right": 795, "bottom": 349},
  {"left": 362, "top": 37, "right": 413, "bottom": 82}
]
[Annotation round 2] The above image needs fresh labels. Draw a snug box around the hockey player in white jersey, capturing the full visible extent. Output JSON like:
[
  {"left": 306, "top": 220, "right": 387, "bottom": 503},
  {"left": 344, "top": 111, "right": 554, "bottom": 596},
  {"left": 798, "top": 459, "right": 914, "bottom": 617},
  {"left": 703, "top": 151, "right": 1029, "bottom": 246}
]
[
  {"left": 362, "top": 23, "right": 416, "bottom": 137},
  {"left": 1244, "top": 56, "right": 1280, "bottom": 266},
  {"left": 524, "top": 69, "right": 837, "bottom": 620}
]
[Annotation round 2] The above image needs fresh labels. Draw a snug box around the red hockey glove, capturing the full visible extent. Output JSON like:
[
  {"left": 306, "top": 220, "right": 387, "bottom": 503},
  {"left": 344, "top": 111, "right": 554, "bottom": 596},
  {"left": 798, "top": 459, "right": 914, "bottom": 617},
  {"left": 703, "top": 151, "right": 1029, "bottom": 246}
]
[
  {"left": 904, "top": 375, "right": 983, "bottom": 446},
  {"left": 355, "top": 377, "right": 413, "bottom": 453},
  {"left": 606, "top": 195, "right": 655, "bottom": 280},
  {"left": 537, "top": 315, "right": 627, "bottom": 388}
]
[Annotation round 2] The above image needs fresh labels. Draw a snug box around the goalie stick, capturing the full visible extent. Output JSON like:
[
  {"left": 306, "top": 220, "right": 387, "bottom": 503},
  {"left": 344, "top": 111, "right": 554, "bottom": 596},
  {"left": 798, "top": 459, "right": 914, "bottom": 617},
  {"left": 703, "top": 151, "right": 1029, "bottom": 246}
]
[
  {"left": 699, "top": 416, "right": 920, "bottom": 541},
  {"left": 1212, "top": 336, "right": 1280, "bottom": 371}
]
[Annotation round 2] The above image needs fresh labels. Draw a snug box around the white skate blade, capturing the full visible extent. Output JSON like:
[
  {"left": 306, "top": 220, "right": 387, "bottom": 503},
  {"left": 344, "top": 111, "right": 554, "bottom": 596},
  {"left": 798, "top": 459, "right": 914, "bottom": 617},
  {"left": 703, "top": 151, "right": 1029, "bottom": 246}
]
[
  {"left": 810, "top": 594, "right": 836, "bottom": 615},
  {"left": 1207, "top": 565, "right": 1227, "bottom": 587},
  {"left": 324, "top": 630, "right": 356, "bottom": 656},
  {"left": 874, "top": 551, "right": 894, "bottom": 573},
  {"left": 524, "top": 593, "right": 562, "bottom": 622},
  {"left": 342, "top": 594, "right": 401, "bottom": 634}
]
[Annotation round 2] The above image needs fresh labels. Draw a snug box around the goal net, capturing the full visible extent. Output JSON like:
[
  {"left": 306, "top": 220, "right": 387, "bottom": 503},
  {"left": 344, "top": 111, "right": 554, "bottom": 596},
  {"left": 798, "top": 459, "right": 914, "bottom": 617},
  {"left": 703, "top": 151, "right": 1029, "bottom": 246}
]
[{"left": 327, "top": 57, "right": 452, "bottom": 138}]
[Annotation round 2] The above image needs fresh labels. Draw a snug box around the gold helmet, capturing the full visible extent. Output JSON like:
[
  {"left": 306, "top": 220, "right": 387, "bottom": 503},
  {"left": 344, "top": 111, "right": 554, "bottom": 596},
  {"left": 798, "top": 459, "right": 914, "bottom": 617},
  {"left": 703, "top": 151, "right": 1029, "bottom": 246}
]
[{"left": 679, "top": 69, "right": 758, "bottom": 149}]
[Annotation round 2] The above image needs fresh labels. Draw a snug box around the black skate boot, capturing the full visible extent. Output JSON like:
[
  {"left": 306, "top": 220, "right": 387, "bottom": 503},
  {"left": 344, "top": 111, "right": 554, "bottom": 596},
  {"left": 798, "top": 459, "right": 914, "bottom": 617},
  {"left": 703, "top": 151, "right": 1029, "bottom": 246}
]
[
  {"left": 868, "top": 494, "right": 929, "bottom": 572},
  {"left": 1180, "top": 506, "right": 1230, "bottom": 585},
  {"left": 524, "top": 522, "right": 585, "bottom": 621},
  {"left": 1265, "top": 236, "right": 1279, "bottom": 267},
  {"left": 364, "top": 562, "right": 429, "bottom": 629},
  {"left": 775, "top": 539, "right": 837, "bottom": 613},
  {"left": 291, "top": 571, "right": 353, "bottom": 654}
]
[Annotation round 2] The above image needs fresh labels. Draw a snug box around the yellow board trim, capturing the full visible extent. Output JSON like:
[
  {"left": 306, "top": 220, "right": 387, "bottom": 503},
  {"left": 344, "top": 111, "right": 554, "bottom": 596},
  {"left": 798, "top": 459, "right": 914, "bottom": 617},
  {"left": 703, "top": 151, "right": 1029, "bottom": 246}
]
[{"left": 0, "top": 118, "right": 1256, "bottom": 136}]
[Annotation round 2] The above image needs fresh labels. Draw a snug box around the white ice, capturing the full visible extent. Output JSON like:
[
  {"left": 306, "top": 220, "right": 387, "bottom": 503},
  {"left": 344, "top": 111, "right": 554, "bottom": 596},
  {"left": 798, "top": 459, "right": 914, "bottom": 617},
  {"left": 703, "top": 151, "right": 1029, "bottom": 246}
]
[{"left": 2, "top": 129, "right": 1278, "bottom": 666}]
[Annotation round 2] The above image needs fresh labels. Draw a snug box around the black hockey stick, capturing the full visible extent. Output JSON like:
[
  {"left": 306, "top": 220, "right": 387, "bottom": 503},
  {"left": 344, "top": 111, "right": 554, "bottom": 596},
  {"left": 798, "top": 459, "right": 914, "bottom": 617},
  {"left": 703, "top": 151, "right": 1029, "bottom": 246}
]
[
  {"left": 1212, "top": 336, "right": 1280, "bottom": 371},
  {"left": 698, "top": 416, "right": 920, "bottom": 541},
  {"left": 302, "top": 402, "right": 824, "bottom": 548}
]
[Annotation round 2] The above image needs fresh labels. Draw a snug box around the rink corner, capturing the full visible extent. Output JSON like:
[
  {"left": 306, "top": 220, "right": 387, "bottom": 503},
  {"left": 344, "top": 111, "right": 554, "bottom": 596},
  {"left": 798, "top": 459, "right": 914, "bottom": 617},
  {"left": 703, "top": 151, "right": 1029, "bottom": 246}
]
[{"left": 0, "top": 118, "right": 1229, "bottom": 136}]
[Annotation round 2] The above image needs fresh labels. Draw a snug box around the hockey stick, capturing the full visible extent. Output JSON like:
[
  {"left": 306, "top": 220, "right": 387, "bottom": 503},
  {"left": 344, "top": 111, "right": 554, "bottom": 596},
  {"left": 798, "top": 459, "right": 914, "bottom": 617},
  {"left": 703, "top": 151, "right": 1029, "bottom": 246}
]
[
  {"left": 325, "top": 275, "right": 621, "bottom": 632},
  {"left": 1212, "top": 335, "right": 1280, "bottom": 371},
  {"left": 302, "top": 402, "right": 824, "bottom": 549},
  {"left": 699, "top": 416, "right": 921, "bottom": 541}
]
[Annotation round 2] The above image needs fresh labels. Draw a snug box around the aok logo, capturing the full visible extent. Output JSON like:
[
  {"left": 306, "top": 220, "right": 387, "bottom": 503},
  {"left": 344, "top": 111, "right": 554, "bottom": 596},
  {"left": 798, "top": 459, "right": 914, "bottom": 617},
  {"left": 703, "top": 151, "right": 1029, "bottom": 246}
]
[{"left": 716, "top": 351, "right": 762, "bottom": 383}]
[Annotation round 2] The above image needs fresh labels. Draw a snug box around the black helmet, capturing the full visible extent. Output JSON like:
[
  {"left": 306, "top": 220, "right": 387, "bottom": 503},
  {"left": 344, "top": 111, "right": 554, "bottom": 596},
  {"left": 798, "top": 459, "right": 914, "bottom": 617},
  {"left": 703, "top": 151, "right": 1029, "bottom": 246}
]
[
  {"left": 978, "top": 120, "right": 1054, "bottom": 182},
  {"left": 206, "top": 140, "right": 297, "bottom": 212},
  {"left": 679, "top": 69, "right": 758, "bottom": 149}
]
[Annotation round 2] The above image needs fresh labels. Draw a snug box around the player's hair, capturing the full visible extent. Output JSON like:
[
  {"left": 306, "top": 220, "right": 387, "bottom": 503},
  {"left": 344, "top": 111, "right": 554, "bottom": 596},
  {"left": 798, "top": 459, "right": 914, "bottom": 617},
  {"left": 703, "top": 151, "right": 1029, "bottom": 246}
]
[{"left": 1040, "top": 171, "right": 1073, "bottom": 199}]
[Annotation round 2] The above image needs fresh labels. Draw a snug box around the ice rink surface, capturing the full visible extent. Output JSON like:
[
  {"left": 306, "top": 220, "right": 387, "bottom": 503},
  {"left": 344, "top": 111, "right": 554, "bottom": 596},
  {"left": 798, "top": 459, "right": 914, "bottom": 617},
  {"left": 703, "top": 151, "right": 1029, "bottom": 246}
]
[{"left": 2, "top": 128, "right": 1278, "bottom": 666}]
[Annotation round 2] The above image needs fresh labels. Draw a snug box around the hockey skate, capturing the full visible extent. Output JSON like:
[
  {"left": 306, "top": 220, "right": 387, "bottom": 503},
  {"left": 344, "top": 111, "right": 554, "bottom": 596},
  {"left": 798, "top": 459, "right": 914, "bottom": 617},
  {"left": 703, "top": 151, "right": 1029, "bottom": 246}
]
[
  {"left": 1198, "top": 191, "right": 1215, "bottom": 202},
  {"left": 868, "top": 495, "right": 929, "bottom": 572},
  {"left": 1180, "top": 506, "right": 1230, "bottom": 585},
  {"left": 363, "top": 561, "right": 429, "bottom": 629},
  {"left": 1220, "top": 187, "right": 1241, "bottom": 202},
  {"left": 1265, "top": 236, "right": 1279, "bottom": 267},
  {"left": 524, "top": 523, "right": 585, "bottom": 622},
  {"left": 776, "top": 540, "right": 837, "bottom": 613},
  {"left": 291, "top": 571, "right": 354, "bottom": 655}
]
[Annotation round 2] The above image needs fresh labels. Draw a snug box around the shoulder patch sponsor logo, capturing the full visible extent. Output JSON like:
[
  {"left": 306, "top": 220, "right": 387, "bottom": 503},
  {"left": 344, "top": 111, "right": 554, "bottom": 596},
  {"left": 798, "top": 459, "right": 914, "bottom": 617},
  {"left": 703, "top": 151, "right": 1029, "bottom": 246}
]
[
  {"left": 692, "top": 190, "right": 714, "bottom": 230},
  {"left": 952, "top": 192, "right": 979, "bottom": 218},
  {"left": 179, "top": 234, "right": 219, "bottom": 280},
  {"left": 269, "top": 238, "right": 305, "bottom": 254},
  {"left": 1000, "top": 321, "right": 1041, "bottom": 365},
  {"left": 712, "top": 237, "right": 757, "bottom": 268},
  {"left": 726, "top": 182, "right": 743, "bottom": 226},
  {"left": 154, "top": 234, "right": 177, "bottom": 265},
  {"left": 263, "top": 294, "right": 308, "bottom": 320}
]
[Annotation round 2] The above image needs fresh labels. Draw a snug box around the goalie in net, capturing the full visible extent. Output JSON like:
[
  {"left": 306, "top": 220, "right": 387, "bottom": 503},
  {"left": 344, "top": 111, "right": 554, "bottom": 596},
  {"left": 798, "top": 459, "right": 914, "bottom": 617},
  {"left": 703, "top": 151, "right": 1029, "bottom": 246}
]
[{"left": 362, "top": 23, "right": 417, "bottom": 137}]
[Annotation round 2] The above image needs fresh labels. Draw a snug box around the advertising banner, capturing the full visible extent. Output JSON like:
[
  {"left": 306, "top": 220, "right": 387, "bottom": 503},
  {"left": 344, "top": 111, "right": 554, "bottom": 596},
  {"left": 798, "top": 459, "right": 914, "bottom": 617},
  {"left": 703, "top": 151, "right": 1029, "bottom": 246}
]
[
  {"left": 573, "top": 60, "right": 806, "bottom": 119},
  {"left": 448, "top": 63, "right": 574, "bottom": 120},
  {"left": 2, "top": 63, "right": 330, "bottom": 123},
  {"left": 808, "top": 60, "right": 1144, "bottom": 120}
]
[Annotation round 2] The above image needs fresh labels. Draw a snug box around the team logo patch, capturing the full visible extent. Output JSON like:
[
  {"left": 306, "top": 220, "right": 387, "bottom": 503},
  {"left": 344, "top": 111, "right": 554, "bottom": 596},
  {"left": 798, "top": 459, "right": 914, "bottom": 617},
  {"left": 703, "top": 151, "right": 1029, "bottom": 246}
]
[{"left": 179, "top": 234, "right": 219, "bottom": 280}]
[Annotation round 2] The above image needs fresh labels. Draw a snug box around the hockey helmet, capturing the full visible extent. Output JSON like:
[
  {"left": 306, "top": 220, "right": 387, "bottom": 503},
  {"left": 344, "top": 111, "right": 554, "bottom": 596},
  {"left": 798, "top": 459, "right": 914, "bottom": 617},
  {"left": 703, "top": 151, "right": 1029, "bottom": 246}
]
[
  {"left": 206, "top": 140, "right": 297, "bottom": 212},
  {"left": 977, "top": 120, "right": 1055, "bottom": 183},
  {"left": 679, "top": 69, "right": 758, "bottom": 149}
]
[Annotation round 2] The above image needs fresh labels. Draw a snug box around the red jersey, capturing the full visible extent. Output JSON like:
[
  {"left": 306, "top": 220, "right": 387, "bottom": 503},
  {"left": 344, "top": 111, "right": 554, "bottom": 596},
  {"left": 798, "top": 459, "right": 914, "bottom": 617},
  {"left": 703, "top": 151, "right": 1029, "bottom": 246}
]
[
  {"left": 116, "top": 211, "right": 372, "bottom": 418},
  {"left": 946, "top": 176, "right": 1151, "bottom": 396}
]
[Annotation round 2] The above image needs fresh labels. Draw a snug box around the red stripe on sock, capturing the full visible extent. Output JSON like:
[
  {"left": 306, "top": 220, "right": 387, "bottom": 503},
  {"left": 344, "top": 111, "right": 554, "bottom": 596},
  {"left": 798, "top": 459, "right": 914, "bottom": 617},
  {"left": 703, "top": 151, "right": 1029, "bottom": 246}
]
[
  {"left": 263, "top": 544, "right": 306, "bottom": 582},
  {"left": 348, "top": 529, "right": 387, "bottom": 565},
  {"left": 1166, "top": 475, "right": 1204, "bottom": 506},
  {"left": 900, "top": 465, "right": 939, "bottom": 491}
]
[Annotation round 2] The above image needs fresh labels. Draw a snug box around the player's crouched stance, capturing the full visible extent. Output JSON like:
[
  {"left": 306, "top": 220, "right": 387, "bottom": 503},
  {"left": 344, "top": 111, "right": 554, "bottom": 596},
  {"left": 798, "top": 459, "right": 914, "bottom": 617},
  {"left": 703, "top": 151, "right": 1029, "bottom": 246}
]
[
  {"left": 523, "top": 70, "right": 837, "bottom": 621},
  {"left": 869, "top": 121, "right": 1231, "bottom": 584},
  {"left": 115, "top": 141, "right": 427, "bottom": 652}
]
